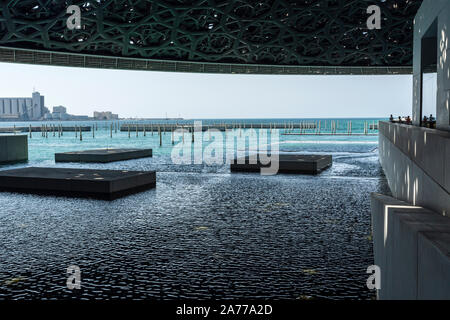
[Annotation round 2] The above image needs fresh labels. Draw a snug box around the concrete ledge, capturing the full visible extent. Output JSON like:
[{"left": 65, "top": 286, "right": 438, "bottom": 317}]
[
  {"left": 0, "top": 135, "right": 28, "bottom": 164},
  {"left": 379, "top": 122, "right": 450, "bottom": 193},
  {"left": 371, "top": 193, "right": 450, "bottom": 299},
  {"left": 371, "top": 193, "right": 419, "bottom": 299},
  {"left": 230, "top": 154, "right": 332, "bottom": 174},
  {"left": 55, "top": 148, "right": 152, "bottom": 163},
  {"left": 0, "top": 167, "right": 156, "bottom": 200},
  {"left": 379, "top": 123, "right": 450, "bottom": 216}
]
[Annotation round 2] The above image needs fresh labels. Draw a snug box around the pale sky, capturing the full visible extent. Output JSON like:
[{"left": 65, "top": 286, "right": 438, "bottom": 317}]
[{"left": 0, "top": 62, "right": 413, "bottom": 119}]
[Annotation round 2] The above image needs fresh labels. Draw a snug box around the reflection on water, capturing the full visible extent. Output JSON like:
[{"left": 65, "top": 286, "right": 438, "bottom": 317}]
[{"left": 0, "top": 124, "right": 387, "bottom": 300}]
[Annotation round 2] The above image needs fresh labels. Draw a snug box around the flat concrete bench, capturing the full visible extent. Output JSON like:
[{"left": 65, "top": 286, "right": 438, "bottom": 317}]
[
  {"left": 55, "top": 148, "right": 152, "bottom": 163},
  {"left": 0, "top": 135, "right": 28, "bottom": 164},
  {"left": 371, "top": 193, "right": 450, "bottom": 299},
  {"left": 230, "top": 154, "right": 332, "bottom": 174},
  {"left": 0, "top": 167, "right": 156, "bottom": 200}
]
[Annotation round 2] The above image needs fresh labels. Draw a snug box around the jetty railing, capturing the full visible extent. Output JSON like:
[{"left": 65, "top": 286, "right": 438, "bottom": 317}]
[
  {"left": 0, "top": 120, "right": 380, "bottom": 140},
  {"left": 119, "top": 120, "right": 379, "bottom": 136}
]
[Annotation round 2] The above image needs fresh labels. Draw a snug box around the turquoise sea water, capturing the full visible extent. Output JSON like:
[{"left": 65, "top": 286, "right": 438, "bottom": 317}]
[
  {"left": 0, "top": 118, "right": 388, "bottom": 300},
  {"left": 1, "top": 118, "right": 382, "bottom": 164}
]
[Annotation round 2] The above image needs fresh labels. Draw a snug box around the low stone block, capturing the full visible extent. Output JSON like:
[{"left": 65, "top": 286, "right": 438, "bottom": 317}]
[
  {"left": 55, "top": 148, "right": 152, "bottom": 163},
  {"left": 230, "top": 154, "right": 332, "bottom": 174},
  {"left": 0, "top": 167, "right": 156, "bottom": 200},
  {"left": 0, "top": 135, "right": 28, "bottom": 164}
]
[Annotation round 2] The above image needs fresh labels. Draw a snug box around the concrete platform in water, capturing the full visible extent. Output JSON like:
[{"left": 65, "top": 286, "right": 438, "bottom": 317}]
[
  {"left": 0, "top": 134, "right": 28, "bottom": 164},
  {"left": 230, "top": 154, "right": 332, "bottom": 174},
  {"left": 0, "top": 167, "right": 156, "bottom": 200},
  {"left": 55, "top": 148, "right": 152, "bottom": 163}
]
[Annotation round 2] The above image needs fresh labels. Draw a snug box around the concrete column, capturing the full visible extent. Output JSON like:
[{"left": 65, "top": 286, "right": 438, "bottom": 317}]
[
  {"left": 437, "top": 4, "right": 450, "bottom": 130},
  {"left": 413, "top": 0, "right": 450, "bottom": 131}
]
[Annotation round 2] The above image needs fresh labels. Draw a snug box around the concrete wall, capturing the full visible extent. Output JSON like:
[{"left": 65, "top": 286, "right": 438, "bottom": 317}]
[
  {"left": 412, "top": 0, "right": 450, "bottom": 131},
  {"left": 377, "top": 121, "right": 450, "bottom": 299},
  {"left": 371, "top": 193, "right": 450, "bottom": 299},
  {"left": 0, "top": 135, "right": 28, "bottom": 163},
  {"left": 373, "top": 0, "right": 450, "bottom": 300},
  {"left": 379, "top": 121, "right": 450, "bottom": 216}
]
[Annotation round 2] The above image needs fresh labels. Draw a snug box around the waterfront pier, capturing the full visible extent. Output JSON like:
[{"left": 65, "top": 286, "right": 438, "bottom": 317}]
[
  {"left": 119, "top": 120, "right": 379, "bottom": 136},
  {"left": 120, "top": 122, "right": 318, "bottom": 132},
  {"left": 0, "top": 126, "right": 91, "bottom": 133}
]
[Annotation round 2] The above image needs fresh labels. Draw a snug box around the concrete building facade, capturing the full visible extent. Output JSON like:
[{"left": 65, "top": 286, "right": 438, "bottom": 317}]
[
  {"left": 93, "top": 111, "right": 119, "bottom": 120},
  {"left": 43, "top": 105, "right": 90, "bottom": 121},
  {"left": 0, "top": 91, "right": 47, "bottom": 120},
  {"left": 44, "top": 106, "right": 69, "bottom": 120}
]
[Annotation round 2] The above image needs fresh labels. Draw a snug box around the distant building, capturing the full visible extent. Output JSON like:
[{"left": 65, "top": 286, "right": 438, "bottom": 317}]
[
  {"left": 94, "top": 111, "right": 119, "bottom": 120},
  {"left": 44, "top": 106, "right": 69, "bottom": 120},
  {"left": 69, "top": 115, "right": 90, "bottom": 121},
  {"left": 44, "top": 105, "right": 89, "bottom": 121},
  {"left": 0, "top": 91, "right": 49, "bottom": 120},
  {"left": 1, "top": 93, "right": 116, "bottom": 121},
  {"left": 53, "top": 106, "right": 67, "bottom": 114}
]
